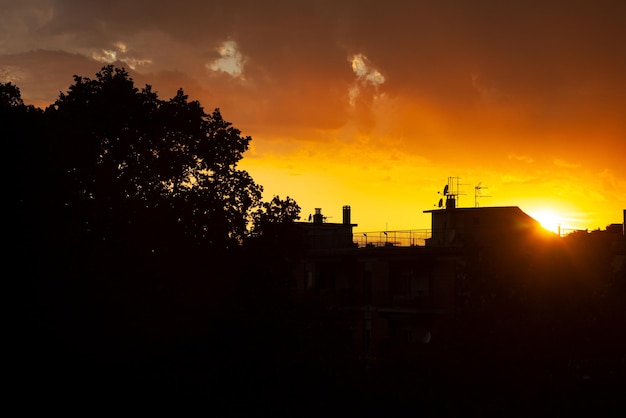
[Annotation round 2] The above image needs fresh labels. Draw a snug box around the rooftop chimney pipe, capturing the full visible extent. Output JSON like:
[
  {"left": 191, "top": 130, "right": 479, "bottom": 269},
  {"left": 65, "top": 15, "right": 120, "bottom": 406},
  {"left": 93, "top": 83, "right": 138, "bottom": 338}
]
[
  {"left": 313, "top": 208, "right": 323, "bottom": 224},
  {"left": 343, "top": 205, "right": 351, "bottom": 225}
]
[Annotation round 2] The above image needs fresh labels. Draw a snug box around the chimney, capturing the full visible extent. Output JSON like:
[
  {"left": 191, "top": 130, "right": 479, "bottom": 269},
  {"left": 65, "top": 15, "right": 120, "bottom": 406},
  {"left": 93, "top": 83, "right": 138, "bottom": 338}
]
[
  {"left": 313, "top": 208, "right": 323, "bottom": 224},
  {"left": 343, "top": 205, "right": 351, "bottom": 225}
]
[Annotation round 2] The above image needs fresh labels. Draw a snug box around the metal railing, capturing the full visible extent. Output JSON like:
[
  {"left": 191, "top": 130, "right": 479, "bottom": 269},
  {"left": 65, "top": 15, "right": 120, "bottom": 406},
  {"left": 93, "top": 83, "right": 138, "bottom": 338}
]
[
  {"left": 558, "top": 227, "right": 585, "bottom": 237},
  {"left": 354, "top": 229, "right": 432, "bottom": 248}
]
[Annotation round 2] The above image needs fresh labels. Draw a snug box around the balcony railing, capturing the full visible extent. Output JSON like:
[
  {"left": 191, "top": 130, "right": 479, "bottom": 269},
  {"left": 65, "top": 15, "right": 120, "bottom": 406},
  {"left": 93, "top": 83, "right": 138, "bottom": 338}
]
[{"left": 354, "top": 229, "right": 432, "bottom": 248}]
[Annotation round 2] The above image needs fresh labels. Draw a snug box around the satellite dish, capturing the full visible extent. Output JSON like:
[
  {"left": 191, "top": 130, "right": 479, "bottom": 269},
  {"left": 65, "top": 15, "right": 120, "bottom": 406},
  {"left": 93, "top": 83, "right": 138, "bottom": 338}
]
[
  {"left": 438, "top": 198, "right": 443, "bottom": 208},
  {"left": 443, "top": 184, "right": 449, "bottom": 195}
]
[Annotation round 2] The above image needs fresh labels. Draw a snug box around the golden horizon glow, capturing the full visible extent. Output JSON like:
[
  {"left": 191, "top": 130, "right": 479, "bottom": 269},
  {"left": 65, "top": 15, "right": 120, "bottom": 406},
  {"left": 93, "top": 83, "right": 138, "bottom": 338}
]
[
  {"left": 240, "top": 144, "right": 624, "bottom": 234},
  {"left": 3, "top": 2, "right": 625, "bottom": 234},
  {"left": 527, "top": 209, "right": 562, "bottom": 234}
]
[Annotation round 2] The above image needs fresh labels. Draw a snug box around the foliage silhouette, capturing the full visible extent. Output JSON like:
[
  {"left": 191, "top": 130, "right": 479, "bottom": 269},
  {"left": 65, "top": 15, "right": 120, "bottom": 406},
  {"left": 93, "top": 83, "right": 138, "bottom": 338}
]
[
  {"left": 7, "top": 66, "right": 368, "bottom": 415},
  {"left": 44, "top": 65, "right": 262, "bottom": 254},
  {"left": 252, "top": 195, "right": 301, "bottom": 231}
]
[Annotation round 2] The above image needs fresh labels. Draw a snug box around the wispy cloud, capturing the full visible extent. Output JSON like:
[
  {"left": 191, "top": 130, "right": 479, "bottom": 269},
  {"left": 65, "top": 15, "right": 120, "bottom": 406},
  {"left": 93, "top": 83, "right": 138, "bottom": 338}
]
[
  {"left": 207, "top": 40, "right": 245, "bottom": 78},
  {"left": 553, "top": 159, "right": 581, "bottom": 169},
  {"left": 91, "top": 42, "right": 152, "bottom": 70},
  {"left": 0, "top": 65, "right": 25, "bottom": 83},
  {"left": 351, "top": 53, "right": 385, "bottom": 85},
  {"left": 598, "top": 169, "right": 626, "bottom": 198},
  {"left": 471, "top": 71, "right": 504, "bottom": 104},
  {"left": 508, "top": 153, "right": 534, "bottom": 163},
  {"left": 348, "top": 53, "right": 385, "bottom": 106}
]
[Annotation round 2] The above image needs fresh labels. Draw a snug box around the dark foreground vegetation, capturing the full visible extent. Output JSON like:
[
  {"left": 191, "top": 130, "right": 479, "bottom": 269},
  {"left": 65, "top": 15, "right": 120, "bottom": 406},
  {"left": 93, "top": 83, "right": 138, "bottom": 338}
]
[{"left": 6, "top": 67, "right": 625, "bottom": 416}]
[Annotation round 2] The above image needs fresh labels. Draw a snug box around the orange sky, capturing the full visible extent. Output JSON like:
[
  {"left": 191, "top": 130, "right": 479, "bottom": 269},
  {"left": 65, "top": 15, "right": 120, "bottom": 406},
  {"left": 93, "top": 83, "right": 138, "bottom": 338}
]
[{"left": 2, "top": 0, "right": 625, "bottom": 233}]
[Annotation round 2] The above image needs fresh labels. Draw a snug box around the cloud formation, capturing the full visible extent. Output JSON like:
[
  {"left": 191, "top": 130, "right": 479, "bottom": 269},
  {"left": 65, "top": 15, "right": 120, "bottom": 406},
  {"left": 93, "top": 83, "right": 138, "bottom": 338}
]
[
  {"left": 348, "top": 53, "right": 385, "bottom": 106},
  {"left": 1, "top": 0, "right": 625, "bottom": 230},
  {"left": 91, "top": 42, "right": 152, "bottom": 70},
  {"left": 508, "top": 154, "right": 534, "bottom": 164},
  {"left": 207, "top": 40, "right": 245, "bottom": 78}
]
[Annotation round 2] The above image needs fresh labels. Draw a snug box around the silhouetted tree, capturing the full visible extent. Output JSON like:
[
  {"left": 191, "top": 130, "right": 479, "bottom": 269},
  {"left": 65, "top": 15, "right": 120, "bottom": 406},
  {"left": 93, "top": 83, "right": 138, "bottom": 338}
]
[
  {"left": 1, "top": 82, "right": 25, "bottom": 108},
  {"left": 3, "top": 82, "right": 45, "bottom": 257},
  {"left": 43, "top": 66, "right": 263, "bottom": 255},
  {"left": 250, "top": 195, "right": 300, "bottom": 234},
  {"left": 8, "top": 68, "right": 359, "bottom": 410},
  {"left": 8, "top": 67, "right": 279, "bottom": 382}
]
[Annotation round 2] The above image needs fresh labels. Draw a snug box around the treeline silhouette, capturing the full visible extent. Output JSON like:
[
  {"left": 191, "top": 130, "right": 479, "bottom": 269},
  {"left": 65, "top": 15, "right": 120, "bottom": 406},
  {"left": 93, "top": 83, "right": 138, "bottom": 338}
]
[
  {"left": 6, "top": 67, "right": 625, "bottom": 415},
  {"left": 6, "top": 67, "right": 333, "bottom": 413}
]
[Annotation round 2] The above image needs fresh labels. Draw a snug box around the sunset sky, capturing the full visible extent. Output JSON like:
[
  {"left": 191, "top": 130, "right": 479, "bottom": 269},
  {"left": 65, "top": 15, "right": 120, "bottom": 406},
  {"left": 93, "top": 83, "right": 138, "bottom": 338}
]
[{"left": 2, "top": 0, "right": 625, "bottom": 233}]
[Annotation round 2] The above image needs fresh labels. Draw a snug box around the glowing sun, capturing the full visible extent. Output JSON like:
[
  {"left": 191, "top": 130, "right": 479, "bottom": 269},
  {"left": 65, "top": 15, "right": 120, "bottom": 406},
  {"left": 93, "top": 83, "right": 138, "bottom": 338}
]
[{"left": 530, "top": 209, "right": 561, "bottom": 234}]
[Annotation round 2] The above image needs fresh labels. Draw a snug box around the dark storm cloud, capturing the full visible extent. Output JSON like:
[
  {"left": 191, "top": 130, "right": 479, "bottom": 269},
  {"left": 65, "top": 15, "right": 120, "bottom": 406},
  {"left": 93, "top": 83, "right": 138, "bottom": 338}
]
[
  {"left": 0, "top": 50, "right": 105, "bottom": 106},
  {"left": 1, "top": 0, "right": 625, "bottom": 137}
]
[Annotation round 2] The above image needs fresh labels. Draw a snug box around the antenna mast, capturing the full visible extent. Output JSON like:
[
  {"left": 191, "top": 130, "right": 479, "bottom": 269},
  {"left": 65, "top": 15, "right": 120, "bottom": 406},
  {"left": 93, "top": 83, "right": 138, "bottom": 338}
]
[
  {"left": 448, "top": 176, "right": 467, "bottom": 207},
  {"left": 436, "top": 176, "right": 466, "bottom": 209},
  {"left": 474, "top": 182, "right": 491, "bottom": 207}
]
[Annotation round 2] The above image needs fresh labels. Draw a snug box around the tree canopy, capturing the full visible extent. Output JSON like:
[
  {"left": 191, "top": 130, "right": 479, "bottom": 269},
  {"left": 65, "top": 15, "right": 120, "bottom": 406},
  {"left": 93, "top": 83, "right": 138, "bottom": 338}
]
[
  {"left": 41, "top": 66, "right": 265, "bottom": 252},
  {"left": 5, "top": 64, "right": 304, "bottom": 286}
]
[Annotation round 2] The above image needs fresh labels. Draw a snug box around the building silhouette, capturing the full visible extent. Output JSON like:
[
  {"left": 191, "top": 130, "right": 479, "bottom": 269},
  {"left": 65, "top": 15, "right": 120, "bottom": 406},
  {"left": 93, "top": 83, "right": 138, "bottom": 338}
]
[
  {"left": 424, "top": 205, "right": 549, "bottom": 247},
  {"left": 291, "top": 194, "right": 625, "bottom": 367}
]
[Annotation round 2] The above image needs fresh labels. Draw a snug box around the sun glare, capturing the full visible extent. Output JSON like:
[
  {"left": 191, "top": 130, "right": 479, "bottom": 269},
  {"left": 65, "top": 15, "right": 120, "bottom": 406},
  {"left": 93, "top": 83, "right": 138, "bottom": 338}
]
[{"left": 529, "top": 209, "right": 561, "bottom": 234}]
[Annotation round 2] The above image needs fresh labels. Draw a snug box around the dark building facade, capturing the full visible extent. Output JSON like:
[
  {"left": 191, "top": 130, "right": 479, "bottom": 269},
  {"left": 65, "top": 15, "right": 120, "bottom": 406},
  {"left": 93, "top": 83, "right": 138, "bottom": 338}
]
[
  {"left": 292, "top": 200, "right": 626, "bottom": 368},
  {"left": 293, "top": 206, "right": 467, "bottom": 362},
  {"left": 297, "top": 206, "right": 357, "bottom": 250},
  {"left": 291, "top": 201, "right": 568, "bottom": 363},
  {"left": 293, "top": 244, "right": 463, "bottom": 362},
  {"left": 424, "top": 205, "right": 549, "bottom": 247}
]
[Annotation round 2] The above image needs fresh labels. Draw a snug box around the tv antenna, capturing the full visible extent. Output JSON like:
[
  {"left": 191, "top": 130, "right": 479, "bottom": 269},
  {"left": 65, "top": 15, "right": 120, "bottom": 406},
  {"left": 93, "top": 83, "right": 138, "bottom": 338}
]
[
  {"left": 474, "top": 182, "right": 491, "bottom": 207},
  {"left": 436, "top": 176, "right": 466, "bottom": 208}
]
